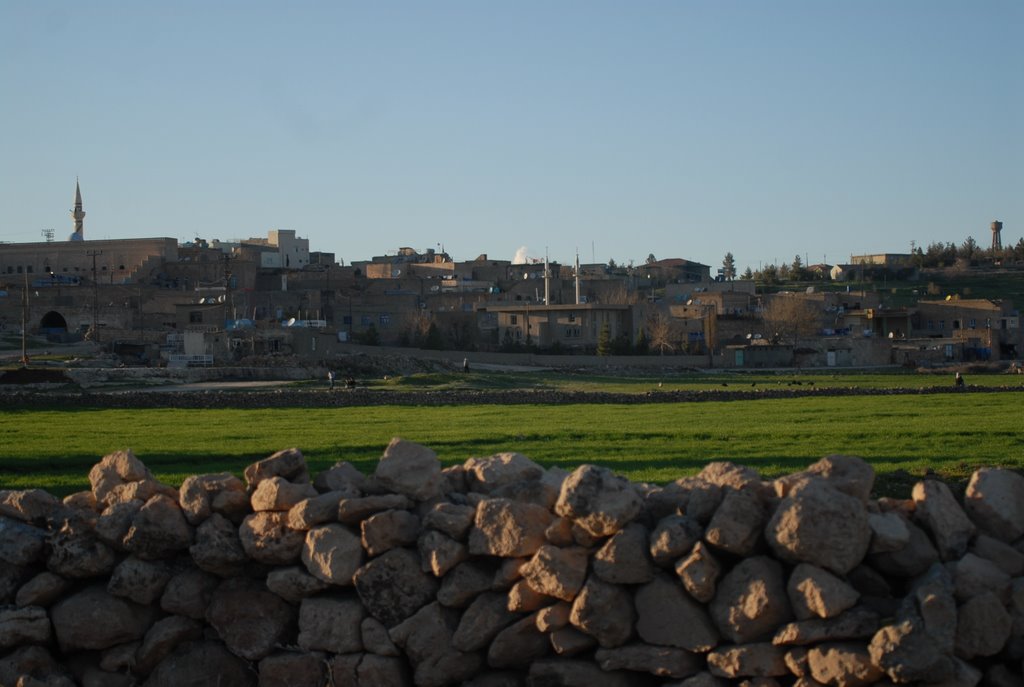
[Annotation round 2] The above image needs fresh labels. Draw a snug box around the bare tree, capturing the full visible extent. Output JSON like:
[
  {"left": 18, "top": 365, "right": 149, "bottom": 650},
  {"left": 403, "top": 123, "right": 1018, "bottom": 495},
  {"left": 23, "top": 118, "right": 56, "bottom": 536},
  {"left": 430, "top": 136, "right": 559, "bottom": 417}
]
[
  {"left": 761, "top": 295, "right": 821, "bottom": 344},
  {"left": 646, "top": 310, "right": 676, "bottom": 355}
]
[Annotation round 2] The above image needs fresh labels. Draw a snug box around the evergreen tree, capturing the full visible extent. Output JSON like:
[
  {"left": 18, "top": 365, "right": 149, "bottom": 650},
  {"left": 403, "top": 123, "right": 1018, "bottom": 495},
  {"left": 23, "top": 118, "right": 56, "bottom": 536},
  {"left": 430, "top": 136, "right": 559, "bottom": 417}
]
[
  {"left": 741, "top": 266, "right": 754, "bottom": 280},
  {"left": 722, "top": 252, "right": 736, "bottom": 280}
]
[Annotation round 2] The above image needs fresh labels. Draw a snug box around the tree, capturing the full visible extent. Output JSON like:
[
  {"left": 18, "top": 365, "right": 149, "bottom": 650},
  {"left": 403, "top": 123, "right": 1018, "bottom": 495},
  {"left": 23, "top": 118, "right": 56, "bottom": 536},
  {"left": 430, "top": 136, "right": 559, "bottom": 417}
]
[
  {"left": 762, "top": 295, "right": 820, "bottom": 345},
  {"left": 596, "top": 321, "right": 611, "bottom": 356},
  {"left": 741, "top": 266, "right": 754, "bottom": 280},
  {"left": 959, "top": 236, "right": 978, "bottom": 261},
  {"left": 646, "top": 310, "right": 676, "bottom": 355},
  {"left": 646, "top": 253, "right": 657, "bottom": 265},
  {"left": 790, "top": 254, "right": 806, "bottom": 280},
  {"left": 608, "top": 258, "right": 618, "bottom": 270},
  {"left": 722, "top": 252, "right": 737, "bottom": 281}
]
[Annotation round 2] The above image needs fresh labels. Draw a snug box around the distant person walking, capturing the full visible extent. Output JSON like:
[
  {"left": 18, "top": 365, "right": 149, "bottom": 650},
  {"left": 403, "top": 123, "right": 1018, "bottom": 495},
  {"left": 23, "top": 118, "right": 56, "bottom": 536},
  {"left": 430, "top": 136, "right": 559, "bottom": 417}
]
[
  {"left": 955, "top": 371, "right": 964, "bottom": 388},
  {"left": 327, "top": 370, "right": 335, "bottom": 390},
  {"left": 463, "top": 358, "right": 470, "bottom": 373}
]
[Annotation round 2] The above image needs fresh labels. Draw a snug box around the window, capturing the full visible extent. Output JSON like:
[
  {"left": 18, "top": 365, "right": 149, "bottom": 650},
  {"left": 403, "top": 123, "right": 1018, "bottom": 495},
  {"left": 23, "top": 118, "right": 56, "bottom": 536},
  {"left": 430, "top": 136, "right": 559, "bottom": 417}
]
[
  {"left": 968, "top": 319, "right": 976, "bottom": 329},
  {"left": 927, "top": 320, "right": 934, "bottom": 330},
  {"left": 26, "top": 265, "right": 33, "bottom": 274},
  {"left": 379, "top": 314, "right": 390, "bottom": 327},
  {"left": 16, "top": 266, "right": 22, "bottom": 274},
  {"left": 569, "top": 312, "right": 576, "bottom": 323},
  {"left": 510, "top": 315, "right": 518, "bottom": 325},
  {"left": 361, "top": 315, "right": 372, "bottom": 326},
  {"left": 189, "top": 311, "right": 203, "bottom": 323},
  {"left": 939, "top": 320, "right": 945, "bottom": 330},
  {"left": 952, "top": 320, "right": 960, "bottom": 329},
  {"left": 342, "top": 315, "right": 352, "bottom": 325}
]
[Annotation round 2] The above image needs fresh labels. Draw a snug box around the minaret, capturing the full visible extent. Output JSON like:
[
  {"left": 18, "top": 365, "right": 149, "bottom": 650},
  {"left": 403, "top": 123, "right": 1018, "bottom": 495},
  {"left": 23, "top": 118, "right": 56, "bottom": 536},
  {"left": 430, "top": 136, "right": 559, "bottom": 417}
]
[
  {"left": 543, "top": 254, "right": 550, "bottom": 305},
  {"left": 70, "top": 179, "right": 85, "bottom": 241},
  {"left": 575, "top": 252, "right": 581, "bottom": 305}
]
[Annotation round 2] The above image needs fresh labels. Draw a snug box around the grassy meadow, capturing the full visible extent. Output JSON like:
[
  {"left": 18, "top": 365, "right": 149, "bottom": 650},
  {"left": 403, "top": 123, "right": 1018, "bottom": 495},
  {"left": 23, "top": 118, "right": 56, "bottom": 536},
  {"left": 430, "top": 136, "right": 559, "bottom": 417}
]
[{"left": 2, "top": 390, "right": 1021, "bottom": 498}]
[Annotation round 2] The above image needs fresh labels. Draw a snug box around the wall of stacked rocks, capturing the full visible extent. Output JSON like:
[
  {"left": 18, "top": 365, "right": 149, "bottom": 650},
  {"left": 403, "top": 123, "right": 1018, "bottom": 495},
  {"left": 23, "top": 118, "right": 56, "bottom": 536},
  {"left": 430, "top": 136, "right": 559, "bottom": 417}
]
[{"left": 1, "top": 440, "right": 1022, "bottom": 687}]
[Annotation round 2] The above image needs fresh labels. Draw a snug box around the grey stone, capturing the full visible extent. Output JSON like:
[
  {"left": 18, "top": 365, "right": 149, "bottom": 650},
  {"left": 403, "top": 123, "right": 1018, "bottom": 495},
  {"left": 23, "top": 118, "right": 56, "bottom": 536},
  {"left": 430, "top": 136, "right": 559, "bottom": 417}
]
[
  {"left": 648, "top": 514, "right": 703, "bottom": 567},
  {"left": 373, "top": 438, "right": 445, "bottom": 501},
  {"left": 389, "top": 601, "right": 482, "bottom": 687},
  {"left": 243, "top": 447, "right": 309, "bottom": 490},
  {"left": 710, "top": 556, "right": 793, "bottom": 644},
  {"left": 964, "top": 467, "right": 1024, "bottom": 542},
  {"left": 190, "top": 512, "right": 249, "bottom": 576},
  {"left": 705, "top": 488, "right": 765, "bottom": 556},
  {"left": 555, "top": 464, "right": 641, "bottom": 538},
  {"left": 488, "top": 613, "right": 550, "bottom": 669},
  {"left": 464, "top": 452, "right": 545, "bottom": 493},
  {"left": 766, "top": 480, "right": 871, "bottom": 575},
  {"left": 206, "top": 578, "right": 295, "bottom": 661},
  {"left": 772, "top": 607, "right": 881, "bottom": 646},
  {"left": 422, "top": 502, "right": 477, "bottom": 540},
  {"left": 257, "top": 651, "right": 327, "bottom": 687},
  {"left": 469, "top": 497, "right": 553, "bottom": 558},
  {"left": 0, "top": 516, "right": 47, "bottom": 566},
  {"left": 265, "top": 565, "right": 331, "bottom": 603},
  {"left": 287, "top": 490, "right": 346, "bottom": 530},
  {"left": 595, "top": 643, "right": 703, "bottom": 679},
  {"left": 452, "top": 591, "right": 520, "bottom": 652},
  {"left": 354, "top": 546, "right": 439, "bottom": 627},
  {"left": 806, "top": 642, "right": 883, "bottom": 687},
  {"left": 297, "top": 595, "right": 364, "bottom": 654},
  {"left": 107, "top": 556, "right": 171, "bottom": 605},
  {"left": 0, "top": 605, "right": 51, "bottom": 648},
  {"left": 141, "top": 640, "right": 255, "bottom": 687},
  {"left": 15, "top": 572, "right": 71, "bottom": 608},
  {"left": 134, "top": 615, "right": 204, "bottom": 675},
  {"left": 787, "top": 563, "right": 860, "bottom": 620},
  {"left": 592, "top": 522, "right": 655, "bottom": 584},
  {"left": 160, "top": 567, "right": 218, "bottom": 619},
  {"left": 520, "top": 544, "right": 589, "bottom": 601},
  {"left": 912, "top": 479, "right": 976, "bottom": 561},
  {"left": 361, "top": 508, "right": 421, "bottom": 555},
  {"left": 570, "top": 575, "right": 634, "bottom": 648},
  {"left": 707, "top": 643, "right": 789, "bottom": 678},
  {"left": 635, "top": 573, "right": 719, "bottom": 652},
  {"left": 123, "top": 494, "right": 193, "bottom": 560},
  {"left": 338, "top": 494, "right": 414, "bottom": 523},
  {"left": 302, "top": 522, "right": 363, "bottom": 584},
  {"left": 238, "top": 511, "right": 304, "bottom": 565},
  {"left": 418, "top": 529, "right": 469, "bottom": 577},
  {"left": 51, "top": 585, "right": 159, "bottom": 652},
  {"left": 674, "top": 540, "right": 722, "bottom": 603},
  {"left": 954, "top": 591, "right": 1012, "bottom": 658}
]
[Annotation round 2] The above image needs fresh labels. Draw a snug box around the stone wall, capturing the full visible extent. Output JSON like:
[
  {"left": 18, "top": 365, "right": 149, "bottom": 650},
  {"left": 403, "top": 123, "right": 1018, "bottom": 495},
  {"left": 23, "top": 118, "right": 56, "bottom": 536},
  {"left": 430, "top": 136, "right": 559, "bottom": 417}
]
[{"left": 0, "top": 443, "right": 1022, "bottom": 686}]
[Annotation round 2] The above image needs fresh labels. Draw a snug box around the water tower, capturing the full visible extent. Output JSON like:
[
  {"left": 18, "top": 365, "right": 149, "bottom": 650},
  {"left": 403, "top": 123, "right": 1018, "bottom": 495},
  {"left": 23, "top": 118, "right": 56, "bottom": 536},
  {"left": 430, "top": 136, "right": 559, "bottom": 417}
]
[{"left": 991, "top": 220, "right": 1003, "bottom": 251}]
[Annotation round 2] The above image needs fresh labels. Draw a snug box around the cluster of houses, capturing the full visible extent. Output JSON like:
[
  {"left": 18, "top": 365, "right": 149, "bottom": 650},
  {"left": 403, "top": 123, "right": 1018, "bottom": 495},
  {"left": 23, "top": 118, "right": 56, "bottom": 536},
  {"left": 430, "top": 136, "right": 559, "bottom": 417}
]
[{"left": 1, "top": 224, "right": 1020, "bottom": 369}]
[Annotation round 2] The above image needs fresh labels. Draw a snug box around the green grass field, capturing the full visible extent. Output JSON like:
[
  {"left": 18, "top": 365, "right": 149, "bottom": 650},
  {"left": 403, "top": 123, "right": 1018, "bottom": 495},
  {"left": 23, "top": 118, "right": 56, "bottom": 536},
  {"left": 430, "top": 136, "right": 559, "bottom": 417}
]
[{"left": 2, "top": 391, "right": 1021, "bottom": 498}]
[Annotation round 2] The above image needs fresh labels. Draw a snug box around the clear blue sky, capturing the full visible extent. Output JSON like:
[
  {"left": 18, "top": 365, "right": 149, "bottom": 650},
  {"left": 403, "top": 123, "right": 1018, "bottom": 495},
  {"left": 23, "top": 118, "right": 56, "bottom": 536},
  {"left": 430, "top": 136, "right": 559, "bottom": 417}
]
[{"left": 1, "top": 1, "right": 1020, "bottom": 273}]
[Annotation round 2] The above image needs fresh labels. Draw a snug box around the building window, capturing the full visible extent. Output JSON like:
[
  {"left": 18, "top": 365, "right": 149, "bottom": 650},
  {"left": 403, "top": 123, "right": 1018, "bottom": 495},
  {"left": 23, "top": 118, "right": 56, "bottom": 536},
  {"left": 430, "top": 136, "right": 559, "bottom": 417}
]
[
  {"left": 379, "top": 314, "right": 390, "bottom": 327},
  {"left": 16, "top": 266, "right": 22, "bottom": 274},
  {"left": 26, "top": 265, "right": 33, "bottom": 274},
  {"left": 510, "top": 315, "right": 518, "bottom": 325},
  {"left": 342, "top": 315, "right": 352, "bottom": 325},
  {"left": 569, "top": 312, "right": 576, "bottom": 323},
  {"left": 361, "top": 315, "right": 372, "bottom": 326},
  {"left": 927, "top": 320, "right": 934, "bottom": 330},
  {"left": 189, "top": 311, "right": 203, "bottom": 323},
  {"left": 939, "top": 320, "right": 945, "bottom": 330},
  {"left": 968, "top": 318, "right": 976, "bottom": 329}
]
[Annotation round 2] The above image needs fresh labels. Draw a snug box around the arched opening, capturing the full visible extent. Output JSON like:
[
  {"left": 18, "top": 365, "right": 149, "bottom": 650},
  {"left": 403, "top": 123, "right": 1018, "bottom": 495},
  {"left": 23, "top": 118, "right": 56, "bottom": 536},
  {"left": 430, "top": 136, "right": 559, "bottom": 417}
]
[{"left": 40, "top": 311, "right": 68, "bottom": 333}]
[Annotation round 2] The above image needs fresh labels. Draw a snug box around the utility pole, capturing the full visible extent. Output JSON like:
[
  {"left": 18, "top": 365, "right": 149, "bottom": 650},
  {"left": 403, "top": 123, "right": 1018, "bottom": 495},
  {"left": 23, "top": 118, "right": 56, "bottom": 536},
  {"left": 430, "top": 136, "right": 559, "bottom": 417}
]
[
  {"left": 87, "top": 250, "right": 102, "bottom": 342},
  {"left": 20, "top": 270, "right": 29, "bottom": 366}
]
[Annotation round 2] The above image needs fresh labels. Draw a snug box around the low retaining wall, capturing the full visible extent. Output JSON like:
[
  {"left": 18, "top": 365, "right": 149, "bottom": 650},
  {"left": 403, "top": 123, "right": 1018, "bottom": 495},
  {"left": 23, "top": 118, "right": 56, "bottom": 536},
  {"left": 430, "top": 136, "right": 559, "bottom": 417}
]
[{"left": 0, "top": 444, "right": 1022, "bottom": 686}]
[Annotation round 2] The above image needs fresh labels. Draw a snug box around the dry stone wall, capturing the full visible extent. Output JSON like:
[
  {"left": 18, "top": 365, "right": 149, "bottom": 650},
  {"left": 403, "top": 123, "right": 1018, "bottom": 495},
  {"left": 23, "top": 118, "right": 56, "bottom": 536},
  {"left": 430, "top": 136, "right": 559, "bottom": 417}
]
[{"left": 0, "top": 442, "right": 1022, "bottom": 687}]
